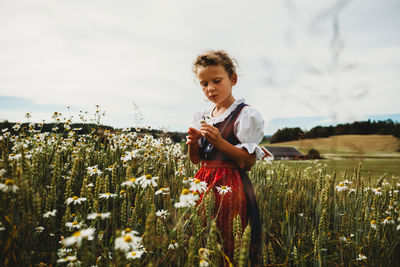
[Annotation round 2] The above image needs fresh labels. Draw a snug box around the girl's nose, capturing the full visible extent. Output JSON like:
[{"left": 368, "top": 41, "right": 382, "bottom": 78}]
[{"left": 207, "top": 85, "right": 215, "bottom": 92}]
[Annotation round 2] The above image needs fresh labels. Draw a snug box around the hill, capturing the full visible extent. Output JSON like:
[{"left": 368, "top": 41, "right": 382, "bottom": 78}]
[{"left": 268, "top": 134, "right": 400, "bottom": 157}]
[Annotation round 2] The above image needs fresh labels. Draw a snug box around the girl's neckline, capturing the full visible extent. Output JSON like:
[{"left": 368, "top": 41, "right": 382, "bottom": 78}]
[{"left": 207, "top": 98, "right": 246, "bottom": 124}]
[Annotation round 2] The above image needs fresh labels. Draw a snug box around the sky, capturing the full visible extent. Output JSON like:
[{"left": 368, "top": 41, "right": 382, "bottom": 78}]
[{"left": 0, "top": 0, "right": 399, "bottom": 134}]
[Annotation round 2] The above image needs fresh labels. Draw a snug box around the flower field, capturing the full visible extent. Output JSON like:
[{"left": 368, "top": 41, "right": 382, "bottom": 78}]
[{"left": 1, "top": 122, "right": 400, "bottom": 266}]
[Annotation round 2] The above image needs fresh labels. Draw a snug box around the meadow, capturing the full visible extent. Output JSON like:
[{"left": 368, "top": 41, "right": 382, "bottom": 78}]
[{"left": 0, "top": 122, "right": 399, "bottom": 266}]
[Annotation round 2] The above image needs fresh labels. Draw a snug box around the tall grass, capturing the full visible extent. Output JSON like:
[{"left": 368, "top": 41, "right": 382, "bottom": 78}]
[{"left": 0, "top": 122, "right": 399, "bottom": 266}]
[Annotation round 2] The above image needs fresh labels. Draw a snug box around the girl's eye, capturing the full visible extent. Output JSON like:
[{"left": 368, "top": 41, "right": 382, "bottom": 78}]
[
  {"left": 200, "top": 82, "right": 208, "bottom": 87},
  {"left": 214, "top": 79, "right": 221, "bottom": 84}
]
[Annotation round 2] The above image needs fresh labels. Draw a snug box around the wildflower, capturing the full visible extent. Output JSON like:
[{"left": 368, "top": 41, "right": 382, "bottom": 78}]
[
  {"left": 382, "top": 179, "right": 390, "bottom": 186},
  {"left": 215, "top": 185, "right": 232, "bottom": 195},
  {"left": 370, "top": 220, "right": 378, "bottom": 230},
  {"left": 356, "top": 254, "right": 367, "bottom": 261},
  {"left": 36, "top": 226, "right": 45, "bottom": 233},
  {"left": 65, "top": 221, "right": 82, "bottom": 230},
  {"left": 382, "top": 216, "right": 395, "bottom": 225},
  {"left": 126, "top": 250, "right": 145, "bottom": 260},
  {"left": 174, "top": 189, "right": 198, "bottom": 208},
  {"left": 99, "top": 193, "right": 117, "bottom": 199},
  {"left": 190, "top": 179, "right": 208, "bottom": 193},
  {"left": 0, "top": 179, "right": 19, "bottom": 193},
  {"left": 87, "top": 212, "right": 111, "bottom": 220},
  {"left": 198, "top": 248, "right": 211, "bottom": 260},
  {"left": 121, "top": 178, "right": 138, "bottom": 188},
  {"left": 199, "top": 259, "right": 210, "bottom": 267},
  {"left": 168, "top": 240, "right": 178, "bottom": 250},
  {"left": 43, "top": 209, "right": 57, "bottom": 218},
  {"left": 335, "top": 183, "right": 349, "bottom": 192},
  {"left": 66, "top": 196, "right": 87, "bottom": 205},
  {"left": 57, "top": 256, "right": 79, "bottom": 263},
  {"left": 182, "top": 176, "right": 191, "bottom": 184},
  {"left": 86, "top": 183, "right": 94, "bottom": 188},
  {"left": 121, "top": 150, "right": 140, "bottom": 161},
  {"left": 12, "top": 123, "right": 21, "bottom": 131},
  {"left": 62, "top": 227, "right": 95, "bottom": 247},
  {"left": 155, "top": 187, "right": 170, "bottom": 195},
  {"left": 137, "top": 174, "right": 158, "bottom": 188},
  {"left": 155, "top": 209, "right": 169, "bottom": 219},
  {"left": 8, "top": 153, "right": 22, "bottom": 161},
  {"left": 372, "top": 188, "right": 382, "bottom": 195},
  {"left": 342, "top": 179, "right": 353, "bottom": 184},
  {"left": 87, "top": 165, "right": 103, "bottom": 176},
  {"left": 0, "top": 222, "right": 5, "bottom": 231},
  {"left": 115, "top": 232, "right": 142, "bottom": 252}
]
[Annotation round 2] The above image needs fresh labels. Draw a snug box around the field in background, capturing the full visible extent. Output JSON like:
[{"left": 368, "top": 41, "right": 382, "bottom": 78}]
[{"left": 262, "top": 135, "right": 400, "bottom": 180}]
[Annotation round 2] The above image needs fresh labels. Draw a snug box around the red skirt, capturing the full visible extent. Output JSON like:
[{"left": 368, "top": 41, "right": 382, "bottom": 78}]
[{"left": 195, "top": 160, "right": 247, "bottom": 260}]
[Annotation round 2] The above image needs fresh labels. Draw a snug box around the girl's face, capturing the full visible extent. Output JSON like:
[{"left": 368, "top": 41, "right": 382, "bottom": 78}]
[{"left": 196, "top": 65, "right": 237, "bottom": 107}]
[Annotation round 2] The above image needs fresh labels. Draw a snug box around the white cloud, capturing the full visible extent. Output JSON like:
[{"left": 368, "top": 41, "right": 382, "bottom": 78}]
[{"left": 0, "top": 0, "right": 399, "bottom": 133}]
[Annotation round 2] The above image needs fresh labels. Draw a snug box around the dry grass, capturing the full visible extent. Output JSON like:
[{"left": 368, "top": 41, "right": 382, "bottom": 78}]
[{"left": 270, "top": 134, "right": 400, "bottom": 156}]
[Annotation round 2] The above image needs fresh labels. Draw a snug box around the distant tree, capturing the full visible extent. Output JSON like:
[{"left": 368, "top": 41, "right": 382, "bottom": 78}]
[
  {"left": 305, "top": 149, "right": 322, "bottom": 159},
  {"left": 270, "top": 127, "right": 304, "bottom": 143}
]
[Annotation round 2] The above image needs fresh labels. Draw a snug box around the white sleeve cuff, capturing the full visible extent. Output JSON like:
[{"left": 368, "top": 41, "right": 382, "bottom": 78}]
[{"left": 235, "top": 143, "right": 265, "bottom": 160}]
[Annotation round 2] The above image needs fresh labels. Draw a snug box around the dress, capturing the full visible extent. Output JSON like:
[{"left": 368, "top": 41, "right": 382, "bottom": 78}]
[{"left": 191, "top": 99, "right": 265, "bottom": 265}]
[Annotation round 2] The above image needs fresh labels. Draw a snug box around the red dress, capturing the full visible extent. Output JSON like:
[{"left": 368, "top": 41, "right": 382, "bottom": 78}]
[{"left": 194, "top": 103, "right": 261, "bottom": 265}]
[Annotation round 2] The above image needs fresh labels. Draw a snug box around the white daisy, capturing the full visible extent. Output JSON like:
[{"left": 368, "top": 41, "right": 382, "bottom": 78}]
[
  {"left": 87, "top": 212, "right": 111, "bottom": 220},
  {"left": 372, "top": 188, "right": 383, "bottom": 195},
  {"left": 65, "top": 221, "right": 82, "bottom": 230},
  {"left": 126, "top": 250, "right": 145, "bottom": 260},
  {"left": 87, "top": 165, "right": 103, "bottom": 176},
  {"left": 155, "top": 209, "right": 169, "bottom": 219},
  {"left": 382, "top": 216, "right": 395, "bottom": 225},
  {"left": 215, "top": 185, "right": 232, "bottom": 196},
  {"left": 137, "top": 174, "right": 158, "bottom": 188},
  {"left": 174, "top": 189, "right": 199, "bottom": 208},
  {"left": 99, "top": 193, "right": 117, "bottom": 199},
  {"left": 0, "top": 179, "right": 19, "bottom": 193},
  {"left": 356, "top": 254, "right": 367, "bottom": 261},
  {"left": 66, "top": 196, "right": 87, "bottom": 205},
  {"left": 168, "top": 240, "right": 178, "bottom": 250},
  {"left": 62, "top": 227, "right": 95, "bottom": 247},
  {"left": 335, "top": 183, "right": 349, "bottom": 192},
  {"left": 43, "top": 209, "right": 57, "bottom": 218},
  {"left": 155, "top": 187, "right": 170, "bottom": 195},
  {"left": 121, "top": 178, "right": 138, "bottom": 188},
  {"left": 114, "top": 232, "right": 143, "bottom": 252},
  {"left": 190, "top": 179, "right": 208, "bottom": 193}
]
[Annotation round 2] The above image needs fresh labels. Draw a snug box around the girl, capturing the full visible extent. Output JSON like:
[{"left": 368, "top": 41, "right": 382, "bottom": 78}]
[{"left": 186, "top": 50, "right": 265, "bottom": 265}]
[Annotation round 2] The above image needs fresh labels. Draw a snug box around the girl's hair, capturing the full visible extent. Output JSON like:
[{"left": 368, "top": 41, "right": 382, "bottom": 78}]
[{"left": 192, "top": 50, "right": 238, "bottom": 78}]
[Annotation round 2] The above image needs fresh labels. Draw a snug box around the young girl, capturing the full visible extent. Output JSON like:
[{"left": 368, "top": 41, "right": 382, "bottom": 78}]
[{"left": 186, "top": 50, "right": 265, "bottom": 265}]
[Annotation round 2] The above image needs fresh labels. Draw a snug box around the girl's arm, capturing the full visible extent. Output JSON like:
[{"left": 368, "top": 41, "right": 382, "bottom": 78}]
[
  {"left": 200, "top": 123, "right": 256, "bottom": 170},
  {"left": 186, "top": 127, "right": 202, "bottom": 164}
]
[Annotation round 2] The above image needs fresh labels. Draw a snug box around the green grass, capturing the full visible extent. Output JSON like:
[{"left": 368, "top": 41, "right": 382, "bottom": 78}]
[{"left": 276, "top": 157, "right": 400, "bottom": 181}]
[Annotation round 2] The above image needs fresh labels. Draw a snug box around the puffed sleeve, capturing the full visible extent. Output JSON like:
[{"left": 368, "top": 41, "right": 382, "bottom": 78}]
[{"left": 234, "top": 106, "right": 265, "bottom": 160}]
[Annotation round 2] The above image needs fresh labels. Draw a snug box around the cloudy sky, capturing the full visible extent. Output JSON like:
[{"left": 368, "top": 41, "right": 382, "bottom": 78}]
[{"left": 1, "top": 0, "right": 399, "bottom": 134}]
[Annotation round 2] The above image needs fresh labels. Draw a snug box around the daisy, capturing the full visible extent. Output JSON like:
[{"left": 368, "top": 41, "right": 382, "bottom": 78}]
[
  {"left": 62, "top": 227, "right": 95, "bottom": 247},
  {"left": 0, "top": 222, "right": 5, "bottom": 231},
  {"left": 121, "top": 178, "right": 138, "bottom": 188},
  {"left": 335, "top": 183, "right": 349, "bottom": 192},
  {"left": 65, "top": 221, "right": 82, "bottom": 230},
  {"left": 155, "top": 209, "right": 169, "bottom": 219},
  {"left": 99, "top": 193, "right": 117, "bottom": 199},
  {"left": 43, "top": 209, "right": 57, "bottom": 218},
  {"left": 168, "top": 240, "right": 178, "bottom": 250},
  {"left": 198, "top": 248, "right": 211, "bottom": 260},
  {"left": 87, "top": 212, "right": 111, "bottom": 220},
  {"left": 190, "top": 179, "right": 208, "bottom": 193},
  {"left": 174, "top": 189, "right": 198, "bottom": 208},
  {"left": 126, "top": 250, "right": 145, "bottom": 260},
  {"left": 0, "top": 179, "right": 19, "bottom": 193},
  {"left": 370, "top": 220, "right": 378, "bottom": 230},
  {"left": 155, "top": 187, "right": 170, "bottom": 195},
  {"left": 182, "top": 176, "right": 191, "bottom": 184},
  {"left": 115, "top": 233, "right": 143, "bottom": 252},
  {"left": 57, "top": 255, "right": 79, "bottom": 263},
  {"left": 87, "top": 165, "right": 103, "bottom": 176},
  {"left": 382, "top": 216, "right": 395, "bottom": 225},
  {"left": 356, "top": 254, "right": 367, "bottom": 261},
  {"left": 36, "top": 226, "right": 45, "bottom": 233},
  {"left": 372, "top": 188, "right": 383, "bottom": 195},
  {"left": 66, "top": 196, "right": 87, "bottom": 205},
  {"left": 199, "top": 259, "right": 210, "bottom": 267},
  {"left": 215, "top": 185, "right": 232, "bottom": 196},
  {"left": 137, "top": 174, "right": 158, "bottom": 188}
]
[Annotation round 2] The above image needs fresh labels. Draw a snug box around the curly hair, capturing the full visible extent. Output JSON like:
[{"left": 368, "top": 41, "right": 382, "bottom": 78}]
[{"left": 192, "top": 50, "right": 238, "bottom": 78}]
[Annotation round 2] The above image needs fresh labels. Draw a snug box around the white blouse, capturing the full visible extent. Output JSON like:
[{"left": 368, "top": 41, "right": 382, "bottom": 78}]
[{"left": 190, "top": 99, "right": 265, "bottom": 160}]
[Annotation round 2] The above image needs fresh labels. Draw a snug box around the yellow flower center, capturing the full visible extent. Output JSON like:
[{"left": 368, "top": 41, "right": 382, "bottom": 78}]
[
  {"left": 71, "top": 213, "right": 76, "bottom": 217},
  {"left": 170, "top": 240, "right": 176, "bottom": 244},
  {"left": 376, "top": 188, "right": 381, "bottom": 192},
  {"left": 72, "top": 196, "right": 78, "bottom": 200},
  {"left": 221, "top": 186, "right": 227, "bottom": 189},
  {"left": 145, "top": 174, "right": 152, "bottom": 180},
  {"left": 387, "top": 216, "right": 392, "bottom": 220},
  {"left": 72, "top": 221, "right": 78, "bottom": 225},
  {"left": 125, "top": 227, "right": 131, "bottom": 233},
  {"left": 339, "top": 183, "right": 344, "bottom": 187},
  {"left": 5, "top": 179, "right": 14, "bottom": 186},
  {"left": 73, "top": 231, "right": 81, "bottom": 237},
  {"left": 120, "top": 190, "right": 126, "bottom": 194},
  {"left": 181, "top": 189, "right": 190, "bottom": 195},
  {"left": 130, "top": 252, "right": 137, "bottom": 256},
  {"left": 371, "top": 220, "right": 376, "bottom": 224},
  {"left": 124, "top": 235, "right": 133, "bottom": 242},
  {"left": 129, "top": 178, "right": 136, "bottom": 182},
  {"left": 106, "top": 193, "right": 111, "bottom": 196},
  {"left": 194, "top": 179, "right": 200, "bottom": 184}
]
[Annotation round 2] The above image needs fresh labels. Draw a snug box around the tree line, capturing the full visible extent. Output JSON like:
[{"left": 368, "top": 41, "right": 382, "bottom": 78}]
[{"left": 270, "top": 119, "right": 400, "bottom": 143}]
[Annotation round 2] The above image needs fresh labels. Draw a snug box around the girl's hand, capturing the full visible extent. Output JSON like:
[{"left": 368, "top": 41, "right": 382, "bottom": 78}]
[
  {"left": 186, "top": 127, "right": 202, "bottom": 145},
  {"left": 200, "top": 123, "right": 223, "bottom": 147}
]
